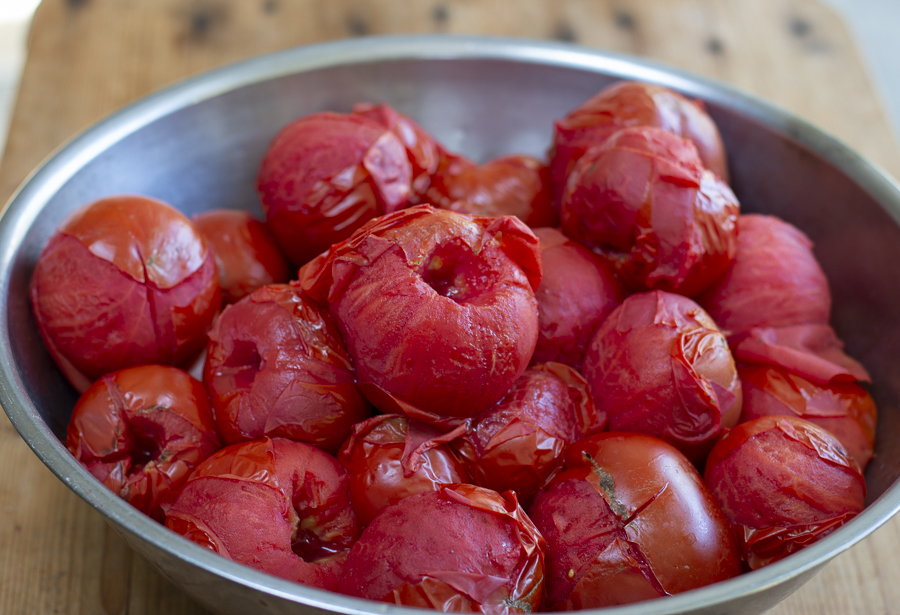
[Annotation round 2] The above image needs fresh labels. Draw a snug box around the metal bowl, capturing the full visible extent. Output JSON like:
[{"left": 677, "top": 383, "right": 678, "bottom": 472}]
[{"left": 2, "top": 35, "right": 900, "bottom": 615}]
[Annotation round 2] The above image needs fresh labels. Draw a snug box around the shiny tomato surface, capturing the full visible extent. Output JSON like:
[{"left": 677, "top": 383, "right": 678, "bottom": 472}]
[
  {"left": 67, "top": 365, "right": 219, "bottom": 522},
  {"left": 530, "top": 432, "right": 741, "bottom": 609},
  {"left": 31, "top": 195, "right": 221, "bottom": 392},
  {"left": 192, "top": 209, "right": 290, "bottom": 304}
]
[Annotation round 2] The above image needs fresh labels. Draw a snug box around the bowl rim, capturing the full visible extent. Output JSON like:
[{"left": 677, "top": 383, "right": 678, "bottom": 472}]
[{"left": 2, "top": 33, "right": 900, "bottom": 615}]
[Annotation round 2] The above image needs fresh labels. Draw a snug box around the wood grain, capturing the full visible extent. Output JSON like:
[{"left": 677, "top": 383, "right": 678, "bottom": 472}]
[{"left": 1, "top": 0, "right": 898, "bottom": 613}]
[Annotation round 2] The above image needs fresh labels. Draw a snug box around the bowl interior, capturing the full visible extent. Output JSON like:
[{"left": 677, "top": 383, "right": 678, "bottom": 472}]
[{"left": 4, "top": 39, "right": 900, "bottom": 615}]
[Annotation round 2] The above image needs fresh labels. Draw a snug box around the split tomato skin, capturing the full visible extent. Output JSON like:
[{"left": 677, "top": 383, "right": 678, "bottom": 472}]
[
  {"left": 192, "top": 209, "right": 290, "bottom": 305},
  {"left": 66, "top": 365, "right": 220, "bottom": 522},
  {"left": 31, "top": 195, "right": 221, "bottom": 392},
  {"left": 704, "top": 415, "right": 866, "bottom": 569},
  {"left": 582, "top": 291, "right": 742, "bottom": 465},
  {"left": 531, "top": 227, "right": 624, "bottom": 370},
  {"left": 164, "top": 437, "right": 362, "bottom": 590},
  {"left": 256, "top": 112, "right": 413, "bottom": 266},
  {"left": 560, "top": 126, "right": 739, "bottom": 298},
  {"left": 550, "top": 80, "right": 729, "bottom": 208},
  {"left": 339, "top": 484, "right": 545, "bottom": 612},
  {"left": 529, "top": 432, "right": 741, "bottom": 609},
  {"left": 337, "top": 414, "right": 470, "bottom": 526},
  {"left": 203, "top": 283, "right": 371, "bottom": 453},
  {"left": 300, "top": 205, "right": 541, "bottom": 422}
]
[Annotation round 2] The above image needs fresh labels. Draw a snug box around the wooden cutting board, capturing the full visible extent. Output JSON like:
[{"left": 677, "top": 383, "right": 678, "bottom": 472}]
[{"left": 2, "top": 1, "right": 899, "bottom": 613}]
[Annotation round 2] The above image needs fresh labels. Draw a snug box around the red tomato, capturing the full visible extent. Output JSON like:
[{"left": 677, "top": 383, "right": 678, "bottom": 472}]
[
  {"left": 256, "top": 112, "right": 413, "bottom": 266},
  {"left": 425, "top": 153, "right": 558, "bottom": 228},
  {"left": 582, "top": 291, "right": 742, "bottom": 465},
  {"left": 560, "top": 126, "right": 739, "bottom": 297},
  {"left": 192, "top": 209, "right": 290, "bottom": 304},
  {"left": 30, "top": 195, "right": 221, "bottom": 392},
  {"left": 66, "top": 365, "right": 220, "bottom": 522},
  {"left": 165, "top": 437, "right": 361, "bottom": 590},
  {"left": 704, "top": 415, "right": 865, "bottom": 569},
  {"left": 300, "top": 205, "right": 541, "bottom": 423},
  {"left": 337, "top": 414, "right": 470, "bottom": 525},
  {"left": 529, "top": 432, "right": 741, "bottom": 609},
  {"left": 203, "top": 283, "right": 371, "bottom": 452},
  {"left": 739, "top": 364, "right": 877, "bottom": 468},
  {"left": 453, "top": 362, "right": 602, "bottom": 506},
  {"left": 550, "top": 80, "right": 729, "bottom": 208},
  {"left": 339, "top": 484, "right": 545, "bottom": 611}
]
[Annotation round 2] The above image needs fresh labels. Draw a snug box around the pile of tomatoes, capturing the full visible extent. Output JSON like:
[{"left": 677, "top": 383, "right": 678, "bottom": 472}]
[{"left": 30, "top": 81, "right": 875, "bottom": 611}]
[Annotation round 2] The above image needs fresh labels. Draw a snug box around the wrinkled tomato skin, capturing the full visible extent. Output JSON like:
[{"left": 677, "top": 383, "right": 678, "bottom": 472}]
[
  {"left": 426, "top": 154, "right": 558, "bottom": 228},
  {"left": 256, "top": 112, "right": 413, "bottom": 266},
  {"left": 164, "top": 437, "right": 361, "bottom": 590},
  {"left": 67, "top": 365, "right": 220, "bottom": 522},
  {"left": 31, "top": 195, "right": 221, "bottom": 392},
  {"left": 453, "top": 362, "right": 602, "bottom": 506},
  {"left": 696, "top": 214, "right": 831, "bottom": 335},
  {"left": 337, "top": 414, "right": 470, "bottom": 526},
  {"left": 203, "top": 283, "right": 371, "bottom": 452},
  {"left": 560, "top": 127, "right": 739, "bottom": 297},
  {"left": 192, "top": 209, "right": 290, "bottom": 305},
  {"left": 550, "top": 80, "right": 729, "bottom": 209},
  {"left": 529, "top": 433, "right": 741, "bottom": 610},
  {"left": 739, "top": 364, "right": 877, "bottom": 468},
  {"left": 531, "top": 227, "right": 624, "bottom": 369},
  {"left": 339, "top": 484, "right": 545, "bottom": 612},
  {"left": 582, "top": 291, "right": 742, "bottom": 465},
  {"left": 300, "top": 205, "right": 541, "bottom": 422},
  {"left": 704, "top": 415, "right": 865, "bottom": 569}
]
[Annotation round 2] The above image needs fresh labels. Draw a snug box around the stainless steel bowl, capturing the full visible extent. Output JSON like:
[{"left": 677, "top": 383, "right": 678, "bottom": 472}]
[{"left": 2, "top": 35, "right": 900, "bottom": 615}]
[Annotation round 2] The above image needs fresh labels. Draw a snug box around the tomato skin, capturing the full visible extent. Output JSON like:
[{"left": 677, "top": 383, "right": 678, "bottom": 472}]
[
  {"left": 300, "top": 205, "right": 541, "bottom": 422},
  {"left": 425, "top": 154, "right": 558, "bottom": 228},
  {"left": 203, "top": 283, "right": 371, "bottom": 452},
  {"left": 704, "top": 415, "right": 865, "bottom": 569},
  {"left": 256, "top": 112, "right": 413, "bottom": 266},
  {"left": 530, "top": 432, "right": 741, "bottom": 609},
  {"left": 66, "top": 365, "right": 220, "bottom": 522},
  {"left": 192, "top": 209, "right": 290, "bottom": 305},
  {"left": 531, "top": 227, "right": 624, "bottom": 370},
  {"left": 164, "top": 437, "right": 361, "bottom": 590},
  {"left": 337, "top": 414, "right": 470, "bottom": 525},
  {"left": 739, "top": 364, "right": 877, "bottom": 468},
  {"left": 550, "top": 81, "right": 729, "bottom": 209},
  {"left": 30, "top": 195, "right": 221, "bottom": 392},
  {"left": 696, "top": 214, "right": 831, "bottom": 335},
  {"left": 560, "top": 126, "right": 739, "bottom": 297},
  {"left": 582, "top": 291, "right": 742, "bottom": 465},
  {"left": 339, "top": 484, "right": 545, "bottom": 612},
  {"left": 452, "top": 362, "right": 602, "bottom": 506}
]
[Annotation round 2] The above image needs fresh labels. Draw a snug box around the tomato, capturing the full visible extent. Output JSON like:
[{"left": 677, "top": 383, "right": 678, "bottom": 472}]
[
  {"left": 704, "top": 415, "right": 865, "bottom": 569},
  {"left": 300, "top": 205, "right": 541, "bottom": 423},
  {"left": 550, "top": 80, "right": 729, "bottom": 209},
  {"left": 256, "top": 112, "right": 413, "bottom": 266},
  {"left": 529, "top": 432, "right": 741, "bottom": 609},
  {"left": 452, "top": 362, "right": 602, "bottom": 506},
  {"left": 560, "top": 126, "right": 739, "bottom": 297},
  {"left": 697, "top": 214, "right": 831, "bottom": 334},
  {"left": 531, "top": 227, "right": 624, "bottom": 369},
  {"left": 337, "top": 414, "right": 470, "bottom": 525},
  {"left": 192, "top": 209, "right": 290, "bottom": 305},
  {"left": 425, "top": 153, "right": 558, "bottom": 228},
  {"left": 30, "top": 195, "right": 221, "bottom": 392},
  {"left": 582, "top": 291, "right": 742, "bottom": 465},
  {"left": 66, "top": 365, "right": 219, "bottom": 522},
  {"left": 339, "top": 484, "right": 545, "bottom": 611},
  {"left": 165, "top": 437, "right": 361, "bottom": 590},
  {"left": 203, "top": 283, "right": 371, "bottom": 452}
]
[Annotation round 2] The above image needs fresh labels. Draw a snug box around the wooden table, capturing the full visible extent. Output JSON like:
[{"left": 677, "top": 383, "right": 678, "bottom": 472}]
[{"left": 2, "top": 1, "right": 899, "bottom": 613}]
